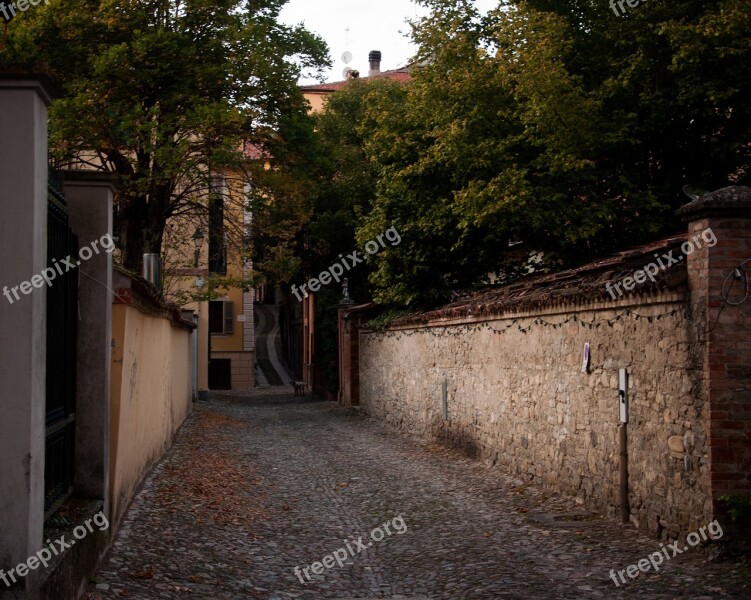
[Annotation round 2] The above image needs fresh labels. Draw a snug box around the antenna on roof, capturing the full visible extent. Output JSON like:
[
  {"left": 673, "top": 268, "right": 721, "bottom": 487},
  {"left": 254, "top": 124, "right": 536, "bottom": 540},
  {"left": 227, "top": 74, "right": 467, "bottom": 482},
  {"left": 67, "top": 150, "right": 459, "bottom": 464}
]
[{"left": 341, "top": 50, "right": 353, "bottom": 79}]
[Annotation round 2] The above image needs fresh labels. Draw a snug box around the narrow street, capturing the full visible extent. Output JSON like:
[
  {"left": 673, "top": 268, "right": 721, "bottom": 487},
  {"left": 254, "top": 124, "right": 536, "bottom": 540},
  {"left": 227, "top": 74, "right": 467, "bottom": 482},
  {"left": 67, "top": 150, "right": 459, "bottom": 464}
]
[
  {"left": 84, "top": 389, "right": 748, "bottom": 599},
  {"left": 254, "top": 304, "right": 294, "bottom": 387}
]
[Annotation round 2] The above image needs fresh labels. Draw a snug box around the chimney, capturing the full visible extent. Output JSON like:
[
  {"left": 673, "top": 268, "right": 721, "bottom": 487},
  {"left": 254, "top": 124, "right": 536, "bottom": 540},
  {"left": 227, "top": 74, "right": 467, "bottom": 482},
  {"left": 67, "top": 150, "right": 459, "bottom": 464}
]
[{"left": 368, "top": 50, "right": 382, "bottom": 77}]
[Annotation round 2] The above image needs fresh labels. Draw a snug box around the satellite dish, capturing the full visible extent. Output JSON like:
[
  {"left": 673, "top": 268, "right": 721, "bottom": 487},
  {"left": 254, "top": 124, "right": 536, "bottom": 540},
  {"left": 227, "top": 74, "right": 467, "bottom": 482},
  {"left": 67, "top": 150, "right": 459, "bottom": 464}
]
[{"left": 341, "top": 51, "right": 353, "bottom": 65}]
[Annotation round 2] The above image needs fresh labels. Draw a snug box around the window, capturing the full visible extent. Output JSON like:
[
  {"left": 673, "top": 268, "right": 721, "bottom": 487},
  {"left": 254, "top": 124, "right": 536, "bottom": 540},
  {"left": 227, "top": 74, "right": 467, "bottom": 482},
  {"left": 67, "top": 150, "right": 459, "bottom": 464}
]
[{"left": 209, "top": 300, "right": 234, "bottom": 335}]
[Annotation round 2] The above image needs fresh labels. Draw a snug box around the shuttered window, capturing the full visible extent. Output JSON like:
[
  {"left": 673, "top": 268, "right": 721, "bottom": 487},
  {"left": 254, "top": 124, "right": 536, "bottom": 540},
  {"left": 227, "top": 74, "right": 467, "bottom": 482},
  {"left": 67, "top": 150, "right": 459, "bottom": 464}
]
[
  {"left": 223, "top": 301, "right": 234, "bottom": 335},
  {"left": 209, "top": 300, "right": 234, "bottom": 335}
]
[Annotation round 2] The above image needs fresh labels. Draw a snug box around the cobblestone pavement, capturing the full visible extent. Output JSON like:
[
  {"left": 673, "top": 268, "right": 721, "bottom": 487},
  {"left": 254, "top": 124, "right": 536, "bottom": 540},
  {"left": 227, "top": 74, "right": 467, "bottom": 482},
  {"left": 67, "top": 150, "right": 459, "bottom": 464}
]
[{"left": 83, "top": 389, "right": 750, "bottom": 599}]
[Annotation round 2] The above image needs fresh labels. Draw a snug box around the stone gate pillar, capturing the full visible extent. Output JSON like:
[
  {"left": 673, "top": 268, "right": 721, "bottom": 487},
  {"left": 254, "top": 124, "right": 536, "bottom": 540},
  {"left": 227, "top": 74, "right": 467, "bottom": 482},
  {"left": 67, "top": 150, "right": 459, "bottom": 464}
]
[
  {"left": 0, "top": 73, "right": 54, "bottom": 596},
  {"left": 64, "top": 171, "right": 117, "bottom": 513}
]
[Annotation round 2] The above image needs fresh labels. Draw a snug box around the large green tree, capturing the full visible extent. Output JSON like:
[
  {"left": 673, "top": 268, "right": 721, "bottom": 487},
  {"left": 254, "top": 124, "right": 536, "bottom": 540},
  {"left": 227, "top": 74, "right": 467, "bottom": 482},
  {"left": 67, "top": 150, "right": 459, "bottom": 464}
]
[
  {"left": 1, "top": 0, "right": 328, "bottom": 271},
  {"left": 356, "top": 0, "right": 751, "bottom": 308},
  {"left": 519, "top": 0, "right": 751, "bottom": 204},
  {"left": 248, "top": 78, "right": 392, "bottom": 293}
]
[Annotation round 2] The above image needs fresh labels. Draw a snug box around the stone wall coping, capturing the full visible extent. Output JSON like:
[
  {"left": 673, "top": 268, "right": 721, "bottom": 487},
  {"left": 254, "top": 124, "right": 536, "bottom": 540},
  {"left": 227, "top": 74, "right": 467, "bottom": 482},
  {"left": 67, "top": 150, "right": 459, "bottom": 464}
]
[
  {"left": 113, "top": 266, "right": 196, "bottom": 331},
  {"left": 62, "top": 169, "right": 120, "bottom": 192},
  {"left": 383, "top": 235, "right": 689, "bottom": 329},
  {"left": 364, "top": 293, "right": 685, "bottom": 333},
  {"left": 0, "top": 69, "right": 57, "bottom": 105},
  {"left": 677, "top": 185, "right": 751, "bottom": 221}
]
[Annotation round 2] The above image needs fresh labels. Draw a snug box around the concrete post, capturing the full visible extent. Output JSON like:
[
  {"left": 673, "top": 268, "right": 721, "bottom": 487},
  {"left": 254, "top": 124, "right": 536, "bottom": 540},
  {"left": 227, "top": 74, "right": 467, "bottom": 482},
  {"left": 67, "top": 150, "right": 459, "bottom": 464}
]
[
  {"left": 63, "top": 171, "right": 117, "bottom": 512},
  {"left": 0, "top": 74, "right": 54, "bottom": 593}
]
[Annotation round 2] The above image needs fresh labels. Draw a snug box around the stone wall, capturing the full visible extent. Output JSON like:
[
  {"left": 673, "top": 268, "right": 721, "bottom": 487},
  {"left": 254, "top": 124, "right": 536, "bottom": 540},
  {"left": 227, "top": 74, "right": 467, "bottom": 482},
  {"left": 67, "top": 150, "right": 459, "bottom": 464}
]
[
  {"left": 359, "top": 297, "right": 708, "bottom": 538},
  {"left": 353, "top": 187, "right": 751, "bottom": 541}
]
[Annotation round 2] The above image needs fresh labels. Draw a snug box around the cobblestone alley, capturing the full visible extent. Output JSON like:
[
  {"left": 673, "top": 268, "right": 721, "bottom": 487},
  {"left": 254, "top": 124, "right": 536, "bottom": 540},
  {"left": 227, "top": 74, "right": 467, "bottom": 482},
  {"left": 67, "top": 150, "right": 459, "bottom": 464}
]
[{"left": 83, "top": 389, "right": 749, "bottom": 599}]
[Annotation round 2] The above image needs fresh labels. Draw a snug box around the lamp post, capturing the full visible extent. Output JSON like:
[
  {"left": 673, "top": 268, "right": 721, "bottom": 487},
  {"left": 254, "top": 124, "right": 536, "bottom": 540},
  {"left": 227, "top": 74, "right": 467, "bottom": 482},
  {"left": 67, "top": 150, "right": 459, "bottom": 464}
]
[{"left": 192, "top": 227, "right": 204, "bottom": 268}]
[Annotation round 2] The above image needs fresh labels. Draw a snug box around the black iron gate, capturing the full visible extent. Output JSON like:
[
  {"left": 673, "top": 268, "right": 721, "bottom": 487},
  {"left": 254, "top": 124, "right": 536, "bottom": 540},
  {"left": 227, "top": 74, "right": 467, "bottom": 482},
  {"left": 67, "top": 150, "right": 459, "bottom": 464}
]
[{"left": 44, "top": 171, "right": 78, "bottom": 520}]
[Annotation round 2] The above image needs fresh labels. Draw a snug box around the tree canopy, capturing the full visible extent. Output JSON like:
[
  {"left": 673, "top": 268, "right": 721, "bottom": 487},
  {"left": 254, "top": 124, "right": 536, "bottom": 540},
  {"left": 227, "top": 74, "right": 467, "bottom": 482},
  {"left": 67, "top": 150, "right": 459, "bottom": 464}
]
[
  {"left": 353, "top": 0, "right": 751, "bottom": 308},
  {"left": 1, "top": 0, "right": 329, "bottom": 271}
]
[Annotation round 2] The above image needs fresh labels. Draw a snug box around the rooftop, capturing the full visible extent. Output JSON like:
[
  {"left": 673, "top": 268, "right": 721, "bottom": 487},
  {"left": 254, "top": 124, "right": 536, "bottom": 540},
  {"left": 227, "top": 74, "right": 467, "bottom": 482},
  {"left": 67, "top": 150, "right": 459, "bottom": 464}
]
[{"left": 300, "top": 66, "right": 412, "bottom": 93}]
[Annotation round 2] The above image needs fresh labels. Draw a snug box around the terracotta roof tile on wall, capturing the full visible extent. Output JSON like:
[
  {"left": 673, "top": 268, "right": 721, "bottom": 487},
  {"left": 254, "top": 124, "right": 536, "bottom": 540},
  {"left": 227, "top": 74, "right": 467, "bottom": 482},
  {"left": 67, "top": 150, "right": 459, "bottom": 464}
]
[{"left": 392, "top": 234, "right": 690, "bottom": 327}]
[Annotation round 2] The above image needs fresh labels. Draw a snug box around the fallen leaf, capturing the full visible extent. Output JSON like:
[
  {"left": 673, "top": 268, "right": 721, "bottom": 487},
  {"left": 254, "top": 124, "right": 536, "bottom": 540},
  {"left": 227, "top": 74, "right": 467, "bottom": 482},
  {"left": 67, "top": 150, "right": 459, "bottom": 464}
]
[{"left": 131, "top": 567, "right": 155, "bottom": 580}]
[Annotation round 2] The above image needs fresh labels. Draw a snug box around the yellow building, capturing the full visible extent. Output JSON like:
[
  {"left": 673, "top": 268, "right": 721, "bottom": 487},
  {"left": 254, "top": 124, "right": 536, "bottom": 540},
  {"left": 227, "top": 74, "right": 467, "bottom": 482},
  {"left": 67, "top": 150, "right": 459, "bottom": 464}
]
[
  {"left": 163, "top": 166, "right": 256, "bottom": 392},
  {"left": 300, "top": 51, "right": 410, "bottom": 113}
]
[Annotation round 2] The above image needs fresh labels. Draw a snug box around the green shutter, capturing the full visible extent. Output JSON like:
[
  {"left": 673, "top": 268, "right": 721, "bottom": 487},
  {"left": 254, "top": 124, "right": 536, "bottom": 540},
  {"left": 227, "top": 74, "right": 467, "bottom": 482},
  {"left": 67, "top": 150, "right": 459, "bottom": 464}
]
[{"left": 224, "top": 301, "right": 234, "bottom": 334}]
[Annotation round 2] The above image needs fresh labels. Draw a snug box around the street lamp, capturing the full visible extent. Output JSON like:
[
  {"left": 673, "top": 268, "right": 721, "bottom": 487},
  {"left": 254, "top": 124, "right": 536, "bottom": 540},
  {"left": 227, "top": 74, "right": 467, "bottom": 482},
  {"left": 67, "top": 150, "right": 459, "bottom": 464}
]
[{"left": 192, "top": 227, "right": 204, "bottom": 268}]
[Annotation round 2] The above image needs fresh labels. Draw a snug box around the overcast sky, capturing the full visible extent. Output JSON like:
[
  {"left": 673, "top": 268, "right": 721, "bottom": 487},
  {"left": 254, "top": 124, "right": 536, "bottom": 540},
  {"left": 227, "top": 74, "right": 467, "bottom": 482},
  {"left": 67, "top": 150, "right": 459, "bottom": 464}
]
[{"left": 279, "top": 0, "right": 498, "bottom": 84}]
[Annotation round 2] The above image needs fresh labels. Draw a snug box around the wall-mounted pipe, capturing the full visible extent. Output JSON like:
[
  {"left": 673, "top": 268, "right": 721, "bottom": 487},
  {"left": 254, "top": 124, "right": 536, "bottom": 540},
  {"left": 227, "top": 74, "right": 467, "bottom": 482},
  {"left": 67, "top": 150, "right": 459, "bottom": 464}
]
[{"left": 143, "top": 253, "right": 161, "bottom": 293}]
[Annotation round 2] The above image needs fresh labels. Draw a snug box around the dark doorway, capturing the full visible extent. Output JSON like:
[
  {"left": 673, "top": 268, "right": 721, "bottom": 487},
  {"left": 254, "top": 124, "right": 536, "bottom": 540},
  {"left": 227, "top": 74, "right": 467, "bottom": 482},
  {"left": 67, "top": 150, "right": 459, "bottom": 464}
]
[{"left": 209, "top": 358, "right": 232, "bottom": 390}]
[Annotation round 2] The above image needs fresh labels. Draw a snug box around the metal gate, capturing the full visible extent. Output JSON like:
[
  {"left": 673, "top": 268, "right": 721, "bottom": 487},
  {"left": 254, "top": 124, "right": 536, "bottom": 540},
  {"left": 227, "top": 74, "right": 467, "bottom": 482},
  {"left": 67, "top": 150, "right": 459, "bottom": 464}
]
[{"left": 44, "top": 171, "right": 78, "bottom": 520}]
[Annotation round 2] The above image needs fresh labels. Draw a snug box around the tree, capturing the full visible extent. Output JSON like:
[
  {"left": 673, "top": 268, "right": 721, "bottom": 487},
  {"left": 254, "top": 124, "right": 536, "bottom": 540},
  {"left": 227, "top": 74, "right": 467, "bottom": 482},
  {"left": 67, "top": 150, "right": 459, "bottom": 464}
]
[
  {"left": 1, "top": 0, "right": 329, "bottom": 272},
  {"left": 518, "top": 0, "right": 751, "bottom": 204},
  {"left": 248, "top": 78, "right": 393, "bottom": 294},
  {"left": 248, "top": 78, "right": 395, "bottom": 391},
  {"left": 356, "top": 0, "right": 751, "bottom": 308}
]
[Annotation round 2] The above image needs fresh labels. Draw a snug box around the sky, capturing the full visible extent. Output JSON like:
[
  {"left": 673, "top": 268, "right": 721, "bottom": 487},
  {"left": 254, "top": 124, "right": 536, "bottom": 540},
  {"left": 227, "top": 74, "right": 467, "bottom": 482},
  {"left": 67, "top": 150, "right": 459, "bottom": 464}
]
[{"left": 279, "top": 0, "right": 498, "bottom": 84}]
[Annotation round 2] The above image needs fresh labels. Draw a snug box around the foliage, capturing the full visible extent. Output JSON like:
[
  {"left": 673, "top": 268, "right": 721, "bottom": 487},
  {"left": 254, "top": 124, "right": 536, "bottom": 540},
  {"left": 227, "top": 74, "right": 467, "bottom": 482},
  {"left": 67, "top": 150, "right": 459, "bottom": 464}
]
[
  {"left": 519, "top": 0, "right": 751, "bottom": 202},
  {"left": 1, "top": 0, "right": 329, "bottom": 271},
  {"left": 352, "top": 0, "right": 751, "bottom": 308},
  {"left": 252, "top": 79, "right": 397, "bottom": 391},
  {"left": 246, "top": 108, "right": 318, "bottom": 285},
  {"left": 249, "top": 78, "right": 393, "bottom": 295},
  {"left": 720, "top": 493, "right": 751, "bottom": 523},
  {"left": 167, "top": 273, "right": 263, "bottom": 306},
  {"left": 366, "top": 309, "right": 413, "bottom": 333},
  {"left": 312, "top": 284, "right": 345, "bottom": 392}
]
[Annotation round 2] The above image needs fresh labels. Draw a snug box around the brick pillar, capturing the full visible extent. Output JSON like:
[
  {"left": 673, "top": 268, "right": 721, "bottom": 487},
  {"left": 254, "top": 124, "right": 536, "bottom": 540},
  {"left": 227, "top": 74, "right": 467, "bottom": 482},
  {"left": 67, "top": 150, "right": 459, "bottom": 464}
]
[
  {"left": 338, "top": 303, "right": 361, "bottom": 407},
  {"left": 678, "top": 186, "right": 751, "bottom": 535}
]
